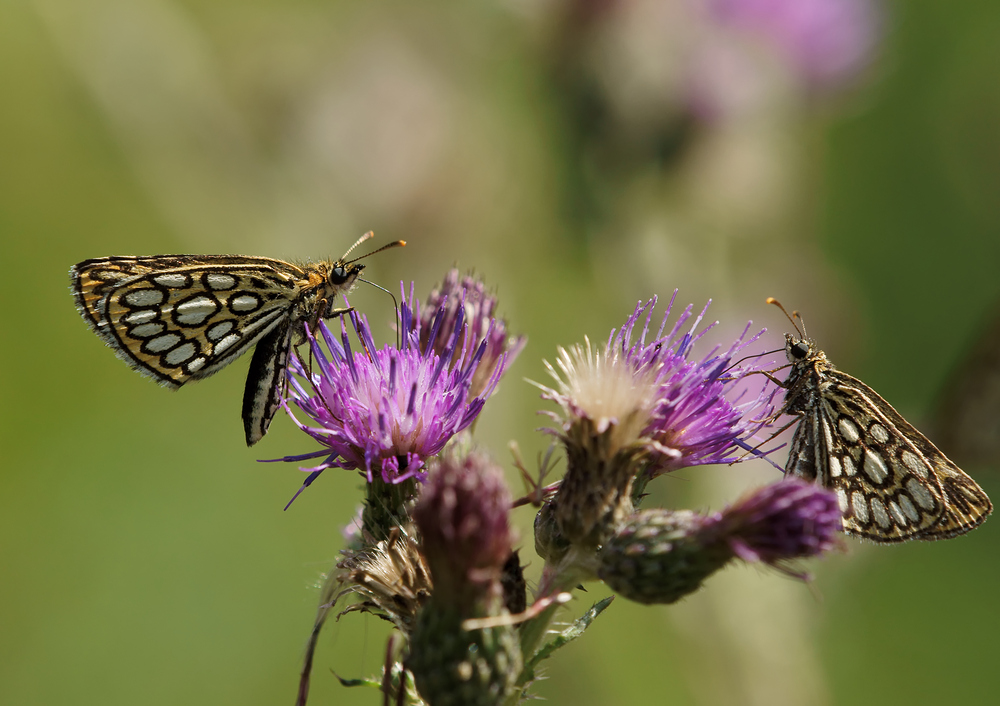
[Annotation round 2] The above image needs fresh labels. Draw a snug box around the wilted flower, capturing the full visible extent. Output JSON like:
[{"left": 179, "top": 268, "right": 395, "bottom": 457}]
[{"left": 297, "top": 527, "right": 432, "bottom": 706}]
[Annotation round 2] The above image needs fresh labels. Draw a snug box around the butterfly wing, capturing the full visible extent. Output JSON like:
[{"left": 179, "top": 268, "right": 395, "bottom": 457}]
[
  {"left": 242, "top": 318, "right": 294, "bottom": 446},
  {"left": 787, "top": 368, "right": 992, "bottom": 542},
  {"left": 70, "top": 255, "right": 305, "bottom": 388}
]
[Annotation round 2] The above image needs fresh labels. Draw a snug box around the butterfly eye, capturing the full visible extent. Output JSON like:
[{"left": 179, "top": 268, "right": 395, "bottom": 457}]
[
  {"left": 790, "top": 341, "right": 810, "bottom": 359},
  {"left": 329, "top": 265, "right": 350, "bottom": 285}
]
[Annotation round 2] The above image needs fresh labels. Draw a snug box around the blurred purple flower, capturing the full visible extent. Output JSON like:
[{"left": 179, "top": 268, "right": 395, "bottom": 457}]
[{"left": 709, "top": 0, "right": 880, "bottom": 88}]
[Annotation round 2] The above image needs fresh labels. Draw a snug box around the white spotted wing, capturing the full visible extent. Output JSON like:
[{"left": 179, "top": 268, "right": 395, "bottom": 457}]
[
  {"left": 781, "top": 333, "right": 992, "bottom": 542},
  {"left": 71, "top": 255, "right": 305, "bottom": 388}
]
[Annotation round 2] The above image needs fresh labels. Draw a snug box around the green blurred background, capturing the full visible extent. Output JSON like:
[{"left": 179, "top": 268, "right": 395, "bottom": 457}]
[{"left": 2, "top": 1, "right": 998, "bottom": 704}]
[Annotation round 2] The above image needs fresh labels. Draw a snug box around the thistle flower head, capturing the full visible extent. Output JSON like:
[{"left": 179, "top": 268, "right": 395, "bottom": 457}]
[
  {"left": 535, "top": 294, "right": 778, "bottom": 550},
  {"left": 541, "top": 337, "right": 663, "bottom": 457},
  {"left": 413, "top": 450, "right": 514, "bottom": 605},
  {"left": 417, "top": 269, "right": 526, "bottom": 398},
  {"left": 598, "top": 480, "right": 841, "bottom": 604},
  {"left": 408, "top": 450, "right": 521, "bottom": 706},
  {"left": 543, "top": 294, "right": 777, "bottom": 474},
  {"left": 598, "top": 509, "right": 730, "bottom": 605},
  {"left": 719, "top": 478, "right": 842, "bottom": 565},
  {"left": 276, "top": 280, "right": 513, "bottom": 501}
]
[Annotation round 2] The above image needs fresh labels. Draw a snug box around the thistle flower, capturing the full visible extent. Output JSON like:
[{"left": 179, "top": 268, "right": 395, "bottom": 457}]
[
  {"left": 408, "top": 450, "right": 521, "bottom": 706},
  {"left": 719, "top": 477, "right": 843, "bottom": 565},
  {"left": 416, "top": 270, "right": 526, "bottom": 398},
  {"left": 598, "top": 479, "right": 841, "bottom": 604},
  {"left": 535, "top": 294, "right": 778, "bottom": 551},
  {"left": 273, "top": 280, "right": 515, "bottom": 517}
]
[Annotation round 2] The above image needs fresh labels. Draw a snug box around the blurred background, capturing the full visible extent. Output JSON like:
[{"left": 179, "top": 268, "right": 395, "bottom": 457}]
[{"left": 2, "top": 0, "right": 999, "bottom": 704}]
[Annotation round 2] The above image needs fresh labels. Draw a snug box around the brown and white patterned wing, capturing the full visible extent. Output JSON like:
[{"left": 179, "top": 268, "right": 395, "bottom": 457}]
[
  {"left": 70, "top": 255, "right": 306, "bottom": 388},
  {"left": 788, "top": 369, "right": 992, "bottom": 542}
]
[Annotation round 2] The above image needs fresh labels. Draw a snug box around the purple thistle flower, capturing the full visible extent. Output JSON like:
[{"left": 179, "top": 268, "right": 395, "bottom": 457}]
[
  {"left": 535, "top": 293, "right": 779, "bottom": 552},
  {"left": 719, "top": 478, "right": 843, "bottom": 565},
  {"left": 543, "top": 293, "right": 779, "bottom": 476},
  {"left": 633, "top": 298, "right": 779, "bottom": 476},
  {"left": 271, "top": 281, "right": 512, "bottom": 504},
  {"left": 416, "top": 269, "right": 526, "bottom": 398},
  {"left": 597, "top": 480, "right": 841, "bottom": 604}
]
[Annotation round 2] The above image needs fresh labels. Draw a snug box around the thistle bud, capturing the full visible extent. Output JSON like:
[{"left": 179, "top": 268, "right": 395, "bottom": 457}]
[
  {"left": 598, "top": 480, "right": 841, "bottom": 604},
  {"left": 409, "top": 451, "right": 522, "bottom": 705},
  {"left": 598, "top": 509, "right": 731, "bottom": 604}
]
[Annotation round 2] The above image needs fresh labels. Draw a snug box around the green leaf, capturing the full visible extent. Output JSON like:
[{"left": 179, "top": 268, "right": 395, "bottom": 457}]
[{"left": 524, "top": 595, "right": 615, "bottom": 676}]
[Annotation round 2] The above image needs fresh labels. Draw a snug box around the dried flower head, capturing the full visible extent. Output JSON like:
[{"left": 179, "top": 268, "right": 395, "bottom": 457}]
[{"left": 337, "top": 527, "right": 433, "bottom": 634}]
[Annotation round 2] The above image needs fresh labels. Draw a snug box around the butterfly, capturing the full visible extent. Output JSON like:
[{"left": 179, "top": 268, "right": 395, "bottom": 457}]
[
  {"left": 767, "top": 298, "right": 992, "bottom": 542},
  {"left": 70, "top": 232, "right": 404, "bottom": 446}
]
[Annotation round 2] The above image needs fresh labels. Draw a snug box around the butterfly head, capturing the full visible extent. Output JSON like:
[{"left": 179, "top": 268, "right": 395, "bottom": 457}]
[
  {"left": 328, "top": 260, "right": 366, "bottom": 291},
  {"left": 767, "top": 298, "right": 819, "bottom": 364},
  {"left": 784, "top": 333, "right": 819, "bottom": 364},
  {"left": 332, "top": 231, "right": 407, "bottom": 293}
]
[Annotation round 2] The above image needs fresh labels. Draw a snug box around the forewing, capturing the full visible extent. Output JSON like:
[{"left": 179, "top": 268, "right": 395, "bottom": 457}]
[
  {"left": 69, "top": 255, "right": 306, "bottom": 388},
  {"left": 812, "top": 371, "right": 990, "bottom": 542}
]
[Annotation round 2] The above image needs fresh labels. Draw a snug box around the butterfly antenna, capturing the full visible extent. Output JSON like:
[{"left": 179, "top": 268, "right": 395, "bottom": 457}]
[
  {"left": 339, "top": 231, "right": 375, "bottom": 260},
  {"left": 725, "top": 347, "right": 785, "bottom": 373},
  {"left": 359, "top": 277, "right": 402, "bottom": 348},
  {"left": 344, "top": 236, "right": 407, "bottom": 265},
  {"left": 794, "top": 310, "right": 809, "bottom": 338},
  {"left": 766, "top": 297, "right": 805, "bottom": 338}
]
